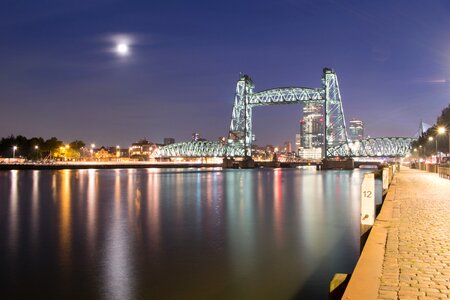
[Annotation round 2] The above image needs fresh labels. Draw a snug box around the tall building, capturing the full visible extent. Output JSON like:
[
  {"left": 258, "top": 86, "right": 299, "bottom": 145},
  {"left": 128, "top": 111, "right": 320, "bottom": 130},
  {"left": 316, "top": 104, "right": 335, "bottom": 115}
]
[
  {"left": 298, "top": 103, "right": 324, "bottom": 159},
  {"left": 348, "top": 119, "right": 364, "bottom": 141},
  {"left": 163, "top": 138, "right": 175, "bottom": 145},
  {"left": 192, "top": 133, "right": 200, "bottom": 141}
]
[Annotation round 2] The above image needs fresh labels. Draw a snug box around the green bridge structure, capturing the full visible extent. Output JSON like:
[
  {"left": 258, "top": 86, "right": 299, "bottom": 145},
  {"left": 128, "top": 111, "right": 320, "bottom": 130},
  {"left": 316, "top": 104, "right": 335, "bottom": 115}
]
[{"left": 156, "top": 68, "right": 413, "bottom": 159}]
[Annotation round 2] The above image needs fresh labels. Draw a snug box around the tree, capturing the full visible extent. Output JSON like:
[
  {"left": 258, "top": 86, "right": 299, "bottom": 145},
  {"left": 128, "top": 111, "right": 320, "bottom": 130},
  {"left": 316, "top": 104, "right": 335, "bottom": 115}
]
[
  {"left": 42, "top": 137, "right": 64, "bottom": 159},
  {"left": 437, "top": 103, "right": 450, "bottom": 126},
  {"left": 69, "top": 140, "right": 85, "bottom": 151}
]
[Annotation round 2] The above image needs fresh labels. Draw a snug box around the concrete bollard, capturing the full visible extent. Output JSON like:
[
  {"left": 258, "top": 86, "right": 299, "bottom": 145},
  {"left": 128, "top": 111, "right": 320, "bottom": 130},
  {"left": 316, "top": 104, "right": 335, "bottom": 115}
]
[
  {"left": 382, "top": 167, "right": 389, "bottom": 196},
  {"left": 360, "top": 172, "right": 375, "bottom": 251},
  {"left": 361, "top": 173, "right": 375, "bottom": 226}
]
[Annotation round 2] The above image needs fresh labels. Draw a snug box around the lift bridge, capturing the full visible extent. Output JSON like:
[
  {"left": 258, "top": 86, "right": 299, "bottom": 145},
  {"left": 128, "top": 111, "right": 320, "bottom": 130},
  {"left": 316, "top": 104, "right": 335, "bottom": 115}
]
[{"left": 157, "top": 68, "right": 413, "bottom": 158}]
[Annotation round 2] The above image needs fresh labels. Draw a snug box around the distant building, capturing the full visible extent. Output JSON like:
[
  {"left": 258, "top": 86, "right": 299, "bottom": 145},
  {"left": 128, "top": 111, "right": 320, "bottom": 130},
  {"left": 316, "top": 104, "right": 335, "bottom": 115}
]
[
  {"left": 295, "top": 134, "right": 301, "bottom": 156},
  {"left": 284, "top": 141, "right": 292, "bottom": 153},
  {"left": 299, "top": 103, "right": 324, "bottom": 159},
  {"left": 129, "top": 139, "right": 158, "bottom": 160},
  {"left": 107, "top": 146, "right": 128, "bottom": 159},
  {"left": 191, "top": 132, "right": 206, "bottom": 142},
  {"left": 348, "top": 119, "right": 364, "bottom": 141},
  {"left": 94, "top": 147, "right": 116, "bottom": 161},
  {"left": 163, "top": 138, "right": 175, "bottom": 145}
]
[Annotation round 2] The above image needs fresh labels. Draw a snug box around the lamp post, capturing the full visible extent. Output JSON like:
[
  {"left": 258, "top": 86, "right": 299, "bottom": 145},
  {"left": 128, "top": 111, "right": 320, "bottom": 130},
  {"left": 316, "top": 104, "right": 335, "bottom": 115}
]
[
  {"left": 428, "top": 136, "right": 435, "bottom": 162},
  {"left": 12, "top": 146, "right": 17, "bottom": 159},
  {"left": 35, "top": 145, "right": 39, "bottom": 161},
  {"left": 90, "top": 143, "right": 95, "bottom": 161},
  {"left": 437, "top": 126, "right": 448, "bottom": 158}
]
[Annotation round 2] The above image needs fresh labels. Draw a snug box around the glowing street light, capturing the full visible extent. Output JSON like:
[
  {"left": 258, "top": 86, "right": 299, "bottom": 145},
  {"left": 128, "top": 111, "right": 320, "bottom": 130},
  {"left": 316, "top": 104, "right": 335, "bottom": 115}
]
[
  {"left": 34, "top": 145, "right": 39, "bottom": 161},
  {"left": 437, "top": 126, "right": 449, "bottom": 158},
  {"left": 12, "top": 146, "right": 17, "bottom": 159}
]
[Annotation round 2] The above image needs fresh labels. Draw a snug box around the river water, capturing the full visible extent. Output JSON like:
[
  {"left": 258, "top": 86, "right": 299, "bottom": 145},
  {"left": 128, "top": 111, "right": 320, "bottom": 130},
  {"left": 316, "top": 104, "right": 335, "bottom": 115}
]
[{"left": 0, "top": 167, "right": 377, "bottom": 299}]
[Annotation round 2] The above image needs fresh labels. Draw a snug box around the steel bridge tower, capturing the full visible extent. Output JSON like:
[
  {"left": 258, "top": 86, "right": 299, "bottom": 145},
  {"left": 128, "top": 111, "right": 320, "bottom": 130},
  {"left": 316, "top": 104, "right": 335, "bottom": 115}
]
[{"left": 227, "top": 68, "right": 349, "bottom": 158}]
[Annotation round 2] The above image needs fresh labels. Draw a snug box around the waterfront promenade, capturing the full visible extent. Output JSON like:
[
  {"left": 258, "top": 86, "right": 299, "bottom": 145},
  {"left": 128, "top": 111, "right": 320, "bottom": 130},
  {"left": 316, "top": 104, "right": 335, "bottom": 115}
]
[{"left": 344, "top": 168, "right": 450, "bottom": 299}]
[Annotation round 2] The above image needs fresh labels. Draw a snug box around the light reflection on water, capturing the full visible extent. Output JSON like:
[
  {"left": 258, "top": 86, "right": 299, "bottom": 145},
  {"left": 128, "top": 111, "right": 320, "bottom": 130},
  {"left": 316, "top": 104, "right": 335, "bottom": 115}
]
[{"left": 0, "top": 167, "right": 377, "bottom": 299}]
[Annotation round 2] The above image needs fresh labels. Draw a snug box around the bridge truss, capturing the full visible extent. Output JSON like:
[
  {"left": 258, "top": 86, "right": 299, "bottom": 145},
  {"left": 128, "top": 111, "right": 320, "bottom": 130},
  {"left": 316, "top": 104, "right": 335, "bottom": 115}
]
[
  {"left": 156, "top": 137, "right": 413, "bottom": 158},
  {"left": 156, "top": 141, "right": 244, "bottom": 158},
  {"left": 327, "top": 137, "right": 414, "bottom": 158},
  {"left": 228, "top": 68, "right": 348, "bottom": 157},
  {"left": 156, "top": 68, "right": 413, "bottom": 159}
]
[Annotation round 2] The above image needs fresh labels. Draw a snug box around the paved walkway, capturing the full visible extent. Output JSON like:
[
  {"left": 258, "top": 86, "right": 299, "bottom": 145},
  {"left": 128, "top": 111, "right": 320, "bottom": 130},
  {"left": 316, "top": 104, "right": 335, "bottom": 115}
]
[{"left": 344, "top": 168, "right": 450, "bottom": 300}]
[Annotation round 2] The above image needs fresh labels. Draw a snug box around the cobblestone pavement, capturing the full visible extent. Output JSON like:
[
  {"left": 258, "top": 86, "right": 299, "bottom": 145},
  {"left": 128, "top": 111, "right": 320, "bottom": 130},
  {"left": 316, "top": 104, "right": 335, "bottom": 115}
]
[{"left": 379, "top": 168, "right": 450, "bottom": 300}]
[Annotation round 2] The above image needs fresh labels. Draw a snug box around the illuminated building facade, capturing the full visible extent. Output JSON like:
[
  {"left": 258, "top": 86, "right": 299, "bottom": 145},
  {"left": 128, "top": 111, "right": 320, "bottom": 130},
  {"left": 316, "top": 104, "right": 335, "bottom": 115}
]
[
  {"left": 298, "top": 103, "right": 325, "bottom": 159},
  {"left": 348, "top": 119, "right": 364, "bottom": 141},
  {"left": 129, "top": 139, "right": 158, "bottom": 160}
]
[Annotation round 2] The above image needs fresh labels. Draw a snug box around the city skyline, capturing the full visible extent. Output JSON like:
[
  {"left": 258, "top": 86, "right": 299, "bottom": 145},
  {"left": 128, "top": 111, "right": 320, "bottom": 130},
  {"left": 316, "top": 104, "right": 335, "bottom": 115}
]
[{"left": 1, "top": 1, "right": 449, "bottom": 147}]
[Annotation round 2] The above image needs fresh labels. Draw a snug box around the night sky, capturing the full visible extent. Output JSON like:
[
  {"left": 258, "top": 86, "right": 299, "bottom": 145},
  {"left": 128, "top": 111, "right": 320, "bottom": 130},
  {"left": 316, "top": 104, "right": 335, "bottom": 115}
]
[{"left": 1, "top": 0, "right": 450, "bottom": 147}]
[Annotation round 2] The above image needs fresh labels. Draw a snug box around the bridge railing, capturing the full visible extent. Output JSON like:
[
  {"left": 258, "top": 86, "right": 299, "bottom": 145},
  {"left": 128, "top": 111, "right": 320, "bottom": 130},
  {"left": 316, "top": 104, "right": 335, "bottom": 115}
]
[{"left": 438, "top": 165, "right": 450, "bottom": 179}]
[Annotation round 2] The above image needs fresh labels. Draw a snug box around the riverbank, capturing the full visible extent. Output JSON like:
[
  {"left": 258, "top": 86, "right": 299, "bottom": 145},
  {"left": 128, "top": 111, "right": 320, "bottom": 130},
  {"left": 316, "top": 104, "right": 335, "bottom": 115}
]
[
  {"left": 0, "top": 162, "right": 223, "bottom": 170},
  {"left": 343, "top": 167, "right": 450, "bottom": 299}
]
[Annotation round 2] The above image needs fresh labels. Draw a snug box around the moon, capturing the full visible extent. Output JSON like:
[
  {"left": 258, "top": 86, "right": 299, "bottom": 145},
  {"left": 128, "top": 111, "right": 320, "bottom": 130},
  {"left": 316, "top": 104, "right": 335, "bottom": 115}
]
[{"left": 116, "top": 43, "right": 129, "bottom": 55}]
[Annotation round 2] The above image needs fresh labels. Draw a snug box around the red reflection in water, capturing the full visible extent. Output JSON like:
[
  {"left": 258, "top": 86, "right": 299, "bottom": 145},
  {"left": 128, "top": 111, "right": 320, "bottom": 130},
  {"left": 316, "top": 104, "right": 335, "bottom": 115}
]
[
  {"left": 147, "top": 170, "right": 161, "bottom": 254},
  {"left": 273, "top": 169, "right": 284, "bottom": 247}
]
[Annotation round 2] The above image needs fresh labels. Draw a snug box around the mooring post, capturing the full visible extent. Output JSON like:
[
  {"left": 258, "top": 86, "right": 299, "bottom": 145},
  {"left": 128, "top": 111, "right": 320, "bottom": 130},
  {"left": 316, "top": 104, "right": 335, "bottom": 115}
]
[
  {"left": 360, "top": 172, "right": 375, "bottom": 252},
  {"left": 382, "top": 167, "right": 389, "bottom": 197}
]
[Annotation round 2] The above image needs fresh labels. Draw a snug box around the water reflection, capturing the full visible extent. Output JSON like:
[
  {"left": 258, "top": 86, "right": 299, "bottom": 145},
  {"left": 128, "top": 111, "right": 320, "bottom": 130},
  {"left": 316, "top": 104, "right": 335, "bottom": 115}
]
[
  {"left": 87, "top": 169, "right": 97, "bottom": 255},
  {"left": 8, "top": 170, "right": 19, "bottom": 259},
  {"left": 103, "top": 169, "right": 133, "bottom": 300},
  {"left": 0, "top": 168, "right": 373, "bottom": 299},
  {"left": 147, "top": 169, "right": 161, "bottom": 255},
  {"left": 59, "top": 170, "right": 72, "bottom": 271},
  {"left": 273, "top": 168, "right": 284, "bottom": 248},
  {"left": 31, "top": 170, "right": 40, "bottom": 254}
]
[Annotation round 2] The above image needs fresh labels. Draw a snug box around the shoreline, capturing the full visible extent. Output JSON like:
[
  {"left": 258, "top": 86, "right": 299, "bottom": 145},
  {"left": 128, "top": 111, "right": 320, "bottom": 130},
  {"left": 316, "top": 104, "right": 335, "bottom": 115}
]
[{"left": 0, "top": 162, "right": 224, "bottom": 170}]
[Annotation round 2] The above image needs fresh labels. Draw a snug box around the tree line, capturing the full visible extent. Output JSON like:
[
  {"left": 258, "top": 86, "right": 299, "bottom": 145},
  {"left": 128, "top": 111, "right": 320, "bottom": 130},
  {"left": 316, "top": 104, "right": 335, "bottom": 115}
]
[
  {"left": 0, "top": 135, "right": 86, "bottom": 160},
  {"left": 412, "top": 103, "right": 450, "bottom": 155}
]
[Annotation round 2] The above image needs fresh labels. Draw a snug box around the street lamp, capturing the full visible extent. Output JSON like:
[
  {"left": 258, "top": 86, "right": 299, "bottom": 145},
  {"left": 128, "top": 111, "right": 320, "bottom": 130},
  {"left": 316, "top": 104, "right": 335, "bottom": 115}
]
[
  {"left": 437, "top": 126, "right": 448, "bottom": 157},
  {"left": 90, "top": 144, "right": 96, "bottom": 161},
  {"left": 436, "top": 126, "right": 447, "bottom": 164},
  {"left": 12, "top": 146, "right": 17, "bottom": 159},
  {"left": 34, "top": 145, "right": 39, "bottom": 161},
  {"left": 427, "top": 136, "right": 435, "bottom": 162},
  {"left": 116, "top": 145, "right": 120, "bottom": 159}
]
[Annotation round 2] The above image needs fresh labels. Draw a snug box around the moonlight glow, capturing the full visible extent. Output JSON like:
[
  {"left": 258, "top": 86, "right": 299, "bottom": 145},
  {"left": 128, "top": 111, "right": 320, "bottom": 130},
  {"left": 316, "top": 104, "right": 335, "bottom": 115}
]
[{"left": 116, "top": 43, "right": 129, "bottom": 55}]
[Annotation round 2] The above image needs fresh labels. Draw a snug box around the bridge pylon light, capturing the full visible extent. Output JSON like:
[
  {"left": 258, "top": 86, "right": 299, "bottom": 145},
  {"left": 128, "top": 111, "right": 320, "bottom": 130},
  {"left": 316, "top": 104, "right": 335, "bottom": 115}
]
[
  {"left": 227, "top": 74, "right": 254, "bottom": 157},
  {"left": 322, "top": 68, "right": 349, "bottom": 157}
]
